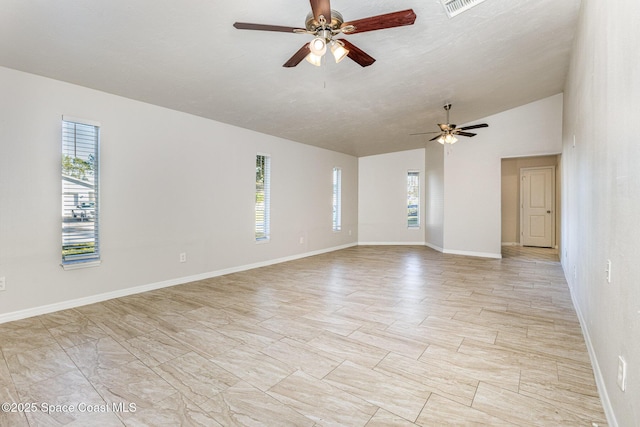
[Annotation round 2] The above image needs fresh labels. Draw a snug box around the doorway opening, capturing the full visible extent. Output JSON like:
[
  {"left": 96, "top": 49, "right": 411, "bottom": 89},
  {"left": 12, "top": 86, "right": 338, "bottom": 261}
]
[{"left": 501, "top": 155, "right": 561, "bottom": 252}]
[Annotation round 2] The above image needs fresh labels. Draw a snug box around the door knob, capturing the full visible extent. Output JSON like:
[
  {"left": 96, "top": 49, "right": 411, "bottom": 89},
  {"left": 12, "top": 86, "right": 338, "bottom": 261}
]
[{"left": 547, "top": 210, "right": 551, "bottom": 213}]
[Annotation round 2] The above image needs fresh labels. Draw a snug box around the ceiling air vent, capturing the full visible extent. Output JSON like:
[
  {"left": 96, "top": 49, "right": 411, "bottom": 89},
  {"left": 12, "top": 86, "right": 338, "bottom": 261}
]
[{"left": 440, "top": 0, "right": 488, "bottom": 18}]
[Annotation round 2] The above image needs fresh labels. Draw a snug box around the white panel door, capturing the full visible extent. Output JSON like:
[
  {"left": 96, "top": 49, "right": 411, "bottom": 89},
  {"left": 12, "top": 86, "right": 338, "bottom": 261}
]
[{"left": 521, "top": 167, "right": 554, "bottom": 247}]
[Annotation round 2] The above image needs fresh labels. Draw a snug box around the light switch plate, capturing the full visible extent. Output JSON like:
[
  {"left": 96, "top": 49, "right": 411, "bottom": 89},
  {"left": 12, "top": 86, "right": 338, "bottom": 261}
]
[{"left": 617, "top": 355, "right": 627, "bottom": 391}]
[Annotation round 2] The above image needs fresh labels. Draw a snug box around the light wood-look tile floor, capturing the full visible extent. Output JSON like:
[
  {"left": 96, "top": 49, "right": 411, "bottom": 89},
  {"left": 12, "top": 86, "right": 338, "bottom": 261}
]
[{"left": 0, "top": 246, "right": 607, "bottom": 426}]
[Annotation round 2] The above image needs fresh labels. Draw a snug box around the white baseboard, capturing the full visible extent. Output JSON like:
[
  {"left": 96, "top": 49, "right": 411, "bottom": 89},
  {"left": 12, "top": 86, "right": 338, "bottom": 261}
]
[
  {"left": 425, "top": 242, "right": 444, "bottom": 253},
  {"left": 358, "top": 241, "right": 426, "bottom": 246},
  {"left": 564, "top": 268, "right": 618, "bottom": 427},
  {"left": 443, "top": 248, "right": 502, "bottom": 259},
  {"left": 0, "top": 243, "right": 357, "bottom": 325},
  {"left": 425, "top": 242, "right": 503, "bottom": 259}
]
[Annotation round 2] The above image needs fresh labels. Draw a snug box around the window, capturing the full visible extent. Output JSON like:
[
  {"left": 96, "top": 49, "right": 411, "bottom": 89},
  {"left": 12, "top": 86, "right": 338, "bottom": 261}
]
[
  {"left": 407, "top": 171, "right": 420, "bottom": 228},
  {"left": 332, "top": 167, "right": 342, "bottom": 231},
  {"left": 255, "top": 154, "right": 271, "bottom": 241},
  {"left": 61, "top": 117, "right": 100, "bottom": 267}
]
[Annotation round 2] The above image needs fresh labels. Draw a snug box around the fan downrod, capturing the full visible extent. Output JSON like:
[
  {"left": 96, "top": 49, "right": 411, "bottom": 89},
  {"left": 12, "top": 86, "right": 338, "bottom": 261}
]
[{"left": 443, "top": 103, "right": 452, "bottom": 124}]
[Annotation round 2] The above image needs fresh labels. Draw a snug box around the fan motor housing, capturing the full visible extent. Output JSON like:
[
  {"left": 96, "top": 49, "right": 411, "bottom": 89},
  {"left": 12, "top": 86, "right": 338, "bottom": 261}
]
[{"left": 305, "top": 10, "right": 344, "bottom": 31}]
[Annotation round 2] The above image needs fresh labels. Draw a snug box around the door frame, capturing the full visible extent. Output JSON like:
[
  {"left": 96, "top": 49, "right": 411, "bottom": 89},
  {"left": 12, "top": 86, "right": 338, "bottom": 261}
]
[{"left": 520, "top": 166, "right": 555, "bottom": 248}]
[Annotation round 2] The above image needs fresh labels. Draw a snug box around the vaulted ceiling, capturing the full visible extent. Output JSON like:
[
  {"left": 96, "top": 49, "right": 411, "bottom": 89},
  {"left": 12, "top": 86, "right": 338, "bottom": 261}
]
[{"left": 0, "top": 0, "right": 581, "bottom": 156}]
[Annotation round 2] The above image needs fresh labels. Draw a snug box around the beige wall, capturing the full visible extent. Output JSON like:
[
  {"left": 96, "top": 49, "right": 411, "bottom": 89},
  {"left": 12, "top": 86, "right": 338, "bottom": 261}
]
[{"left": 501, "top": 155, "right": 560, "bottom": 245}]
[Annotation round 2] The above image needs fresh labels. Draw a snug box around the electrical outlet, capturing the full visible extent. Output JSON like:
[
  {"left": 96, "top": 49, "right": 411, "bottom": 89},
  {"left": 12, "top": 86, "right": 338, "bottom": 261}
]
[
  {"left": 617, "top": 356, "right": 627, "bottom": 391},
  {"left": 179, "top": 253, "right": 187, "bottom": 263},
  {"left": 606, "top": 260, "right": 612, "bottom": 283},
  {"left": 0, "top": 276, "right": 5, "bottom": 291}
]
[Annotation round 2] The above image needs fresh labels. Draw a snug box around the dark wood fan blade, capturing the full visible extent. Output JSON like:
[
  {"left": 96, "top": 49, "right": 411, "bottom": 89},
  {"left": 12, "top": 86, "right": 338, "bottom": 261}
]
[
  {"left": 458, "top": 123, "right": 489, "bottom": 130},
  {"left": 283, "top": 44, "right": 311, "bottom": 67},
  {"left": 339, "top": 39, "right": 375, "bottom": 67},
  {"left": 342, "top": 9, "right": 416, "bottom": 34},
  {"left": 310, "top": 0, "right": 331, "bottom": 22},
  {"left": 429, "top": 134, "right": 443, "bottom": 141},
  {"left": 233, "top": 22, "right": 303, "bottom": 33},
  {"left": 456, "top": 131, "right": 477, "bottom": 137}
]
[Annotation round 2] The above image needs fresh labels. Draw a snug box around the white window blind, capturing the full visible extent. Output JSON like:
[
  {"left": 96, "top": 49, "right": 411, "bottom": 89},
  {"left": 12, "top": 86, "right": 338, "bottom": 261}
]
[
  {"left": 332, "top": 167, "right": 342, "bottom": 231},
  {"left": 407, "top": 171, "right": 420, "bottom": 228},
  {"left": 61, "top": 117, "right": 100, "bottom": 266},
  {"left": 255, "top": 154, "right": 271, "bottom": 241}
]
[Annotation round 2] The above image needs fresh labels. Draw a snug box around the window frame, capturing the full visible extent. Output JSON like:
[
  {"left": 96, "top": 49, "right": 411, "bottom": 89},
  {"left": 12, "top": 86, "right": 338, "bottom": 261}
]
[
  {"left": 61, "top": 116, "right": 101, "bottom": 269},
  {"left": 332, "top": 167, "right": 342, "bottom": 232},
  {"left": 255, "top": 154, "right": 271, "bottom": 242},
  {"left": 407, "top": 170, "right": 420, "bottom": 229}
]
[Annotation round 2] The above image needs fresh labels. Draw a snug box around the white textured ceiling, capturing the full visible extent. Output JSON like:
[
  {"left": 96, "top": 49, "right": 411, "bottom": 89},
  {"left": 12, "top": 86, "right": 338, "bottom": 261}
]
[{"left": 0, "top": 0, "right": 581, "bottom": 156}]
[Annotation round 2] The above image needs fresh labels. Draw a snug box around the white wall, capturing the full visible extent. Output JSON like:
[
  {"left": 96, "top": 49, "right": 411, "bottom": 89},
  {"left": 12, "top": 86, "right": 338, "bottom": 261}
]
[
  {"left": 358, "top": 149, "right": 425, "bottom": 244},
  {"left": 562, "top": 0, "right": 640, "bottom": 424},
  {"left": 0, "top": 66, "right": 358, "bottom": 321},
  {"left": 425, "top": 143, "right": 444, "bottom": 250},
  {"left": 358, "top": 96, "right": 562, "bottom": 256},
  {"left": 443, "top": 94, "right": 563, "bottom": 258}
]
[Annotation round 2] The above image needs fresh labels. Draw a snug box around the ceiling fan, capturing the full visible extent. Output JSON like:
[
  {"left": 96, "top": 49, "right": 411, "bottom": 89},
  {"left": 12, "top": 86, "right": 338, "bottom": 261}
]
[
  {"left": 233, "top": 1, "right": 416, "bottom": 68},
  {"left": 411, "top": 104, "right": 489, "bottom": 144}
]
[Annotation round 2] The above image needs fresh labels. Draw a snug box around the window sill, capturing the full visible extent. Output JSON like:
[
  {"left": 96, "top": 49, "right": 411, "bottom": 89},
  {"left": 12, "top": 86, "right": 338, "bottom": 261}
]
[{"left": 61, "top": 260, "right": 102, "bottom": 271}]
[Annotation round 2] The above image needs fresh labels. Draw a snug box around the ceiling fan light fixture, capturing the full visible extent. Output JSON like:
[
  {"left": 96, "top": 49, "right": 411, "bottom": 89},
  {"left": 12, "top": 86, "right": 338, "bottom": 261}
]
[
  {"left": 444, "top": 133, "right": 458, "bottom": 144},
  {"left": 309, "top": 37, "right": 327, "bottom": 56},
  {"left": 330, "top": 40, "right": 349, "bottom": 63},
  {"left": 437, "top": 136, "right": 446, "bottom": 145},
  {"left": 305, "top": 52, "right": 323, "bottom": 66}
]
